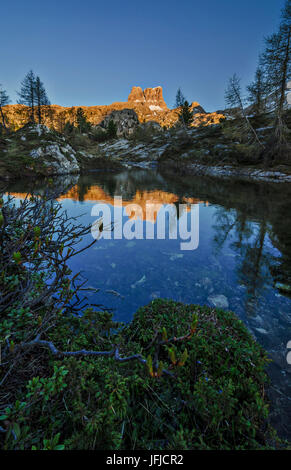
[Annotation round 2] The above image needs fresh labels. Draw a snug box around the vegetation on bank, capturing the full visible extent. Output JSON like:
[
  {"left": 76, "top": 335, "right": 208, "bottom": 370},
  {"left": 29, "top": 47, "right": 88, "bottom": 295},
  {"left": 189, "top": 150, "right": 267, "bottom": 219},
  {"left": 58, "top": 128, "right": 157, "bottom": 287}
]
[
  {"left": 0, "top": 192, "right": 287, "bottom": 450},
  {"left": 0, "top": 120, "right": 122, "bottom": 180}
]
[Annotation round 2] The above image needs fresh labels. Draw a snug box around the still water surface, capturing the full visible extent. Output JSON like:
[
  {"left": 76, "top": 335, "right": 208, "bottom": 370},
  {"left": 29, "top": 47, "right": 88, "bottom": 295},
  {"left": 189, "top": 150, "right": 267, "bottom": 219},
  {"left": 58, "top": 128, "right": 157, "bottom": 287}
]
[{"left": 7, "top": 169, "right": 291, "bottom": 439}]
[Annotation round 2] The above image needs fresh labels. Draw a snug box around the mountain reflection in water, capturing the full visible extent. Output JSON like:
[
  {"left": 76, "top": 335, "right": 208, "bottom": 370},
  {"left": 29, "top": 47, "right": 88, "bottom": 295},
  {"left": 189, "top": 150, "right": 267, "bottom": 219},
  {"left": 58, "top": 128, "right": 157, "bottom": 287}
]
[{"left": 5, "top": 169, "right": 291, "bottom": 440}]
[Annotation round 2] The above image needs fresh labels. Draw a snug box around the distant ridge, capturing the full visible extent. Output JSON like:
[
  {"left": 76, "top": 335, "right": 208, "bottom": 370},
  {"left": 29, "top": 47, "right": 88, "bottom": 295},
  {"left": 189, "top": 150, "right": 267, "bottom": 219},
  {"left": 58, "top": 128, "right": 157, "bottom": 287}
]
[{"left": 3, "top": 86, "right": 224, "bottom": 130}]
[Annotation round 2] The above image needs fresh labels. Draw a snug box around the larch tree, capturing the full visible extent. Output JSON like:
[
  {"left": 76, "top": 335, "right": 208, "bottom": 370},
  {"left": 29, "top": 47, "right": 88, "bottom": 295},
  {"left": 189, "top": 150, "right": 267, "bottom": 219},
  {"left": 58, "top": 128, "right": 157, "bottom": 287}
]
[
  {"left": 76, "top": 107, "right": 91, "bottom": 133},
  {"left": 225, "top": 73, "right": 262, "bottom": 146},
  {"left": 260, "top": 0, "right": 291, "bottom": 161},
  {"left": 17, "top": 70, "right": 36, "bottom": 123},
  {"left": 35, "top": 76, "right": 50, "bottom": 124},
  {"left": 247, "top": 66, "right": 267, "bottom": 117},
  {"left": 178, "top": 100, "right": 194, "bottom": 127},
  {"left": 0, "top": 85, "right": 10, "bottom": 130},
  {"left": 175, "top": 88, "right": 186, "bottom": 108}
]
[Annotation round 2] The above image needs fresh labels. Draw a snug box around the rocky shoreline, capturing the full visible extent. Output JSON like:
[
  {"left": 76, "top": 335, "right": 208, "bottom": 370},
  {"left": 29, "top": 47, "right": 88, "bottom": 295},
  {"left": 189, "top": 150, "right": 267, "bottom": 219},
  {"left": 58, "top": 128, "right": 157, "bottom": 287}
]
[
  {"left": 166, "top": 161, "right": 291, "bottom": 183},
  {"left": 1, "top": 119, "right": 291, "bottom": 184}
]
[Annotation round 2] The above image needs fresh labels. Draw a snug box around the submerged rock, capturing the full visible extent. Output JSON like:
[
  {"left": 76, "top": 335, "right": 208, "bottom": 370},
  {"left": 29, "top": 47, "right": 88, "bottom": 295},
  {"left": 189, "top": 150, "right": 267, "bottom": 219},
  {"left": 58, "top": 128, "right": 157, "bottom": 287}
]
[
  {"left": 207, "top": 294, "right": 229, "bottom": 309},
  {"left": 131, "top": 275, "right": 146, "bottom": 289},
  {"left": 275, "top": 282, "right": 291, "bottom": 294}
]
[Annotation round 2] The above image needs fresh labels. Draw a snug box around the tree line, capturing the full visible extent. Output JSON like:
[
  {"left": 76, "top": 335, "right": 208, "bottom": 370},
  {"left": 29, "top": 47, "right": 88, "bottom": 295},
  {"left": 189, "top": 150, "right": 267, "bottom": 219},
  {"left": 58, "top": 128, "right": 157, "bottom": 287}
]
[
  {"left": 175, "top": 0, "right": 291, "bottom": 162},
  {"left": 225, "top": 0, "right": 291, "bottom": 163},
  {"left": 1, "top": 0, "right": 290, "bottom": 162}
]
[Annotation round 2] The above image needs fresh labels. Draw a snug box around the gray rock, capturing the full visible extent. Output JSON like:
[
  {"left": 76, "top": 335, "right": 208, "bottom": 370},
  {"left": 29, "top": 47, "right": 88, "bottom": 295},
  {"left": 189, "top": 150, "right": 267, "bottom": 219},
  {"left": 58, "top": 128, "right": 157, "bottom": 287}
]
[
  {"left": 275, "top": 282, "right": 291, "bottom": 294},
  {"left": 207, "top": 294, "right": 229, "bottom": 309},
  {"left": 255, "top": 328, "right": 268, "bottom": 335},
  {"left": 100, "top": 109, "right": 139, "bottom": 137},
  {"left": 30, "top": 143, "right": 79, "bottom": 175}
]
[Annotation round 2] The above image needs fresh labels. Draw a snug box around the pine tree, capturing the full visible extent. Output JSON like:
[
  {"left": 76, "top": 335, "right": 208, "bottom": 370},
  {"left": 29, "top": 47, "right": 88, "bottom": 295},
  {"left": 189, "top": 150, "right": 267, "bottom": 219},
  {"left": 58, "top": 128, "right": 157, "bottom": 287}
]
[
  {"left": 178, "top": 100, "right": 194, "bottom": 127},
  {"left": 247, "top": 66, "right": 267, "bottom": 116},
  {"left": 0, "top": 85, "right": 10, "bottom": 130},
  {"left": 35, "top": 76, "right": 50, "bottom": 124},
  {"left": 76, "top": 107, "right": 91, "bottom": 133},
  {"left": 260, "top": 0, "right": 291, "bottom": 161},
  {"left": 107, "top": 119, "right": 117, "bottom": 138},
  {"left": 175, "top": 88, "right": 186, "bottom": 108},
  {"left": 225, "top": 74, "right": 262, "bottom": 146},
  {"left": 17, "top": 70, "right": 36, "bottom": 123}
]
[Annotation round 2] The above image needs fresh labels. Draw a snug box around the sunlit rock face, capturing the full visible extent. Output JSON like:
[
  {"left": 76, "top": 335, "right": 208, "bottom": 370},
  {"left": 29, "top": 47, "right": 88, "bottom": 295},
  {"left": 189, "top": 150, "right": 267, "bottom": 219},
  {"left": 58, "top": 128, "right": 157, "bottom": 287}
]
[
  {"left": 2, "top": 86, "right": 224, "bottom": 131},
  {"left": 128, "top": 86, "right": 168, "bottom": 111},
  {"left": 127, "top": 86, "right": 145, "bottom": 104}
]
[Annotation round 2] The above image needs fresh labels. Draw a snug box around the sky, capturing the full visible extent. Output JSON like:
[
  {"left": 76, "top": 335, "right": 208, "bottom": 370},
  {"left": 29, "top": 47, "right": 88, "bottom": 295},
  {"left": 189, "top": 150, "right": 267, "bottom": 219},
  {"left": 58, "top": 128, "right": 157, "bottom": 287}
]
[{"left": 1, "top": 0, "right": 286, "bottom": 112}]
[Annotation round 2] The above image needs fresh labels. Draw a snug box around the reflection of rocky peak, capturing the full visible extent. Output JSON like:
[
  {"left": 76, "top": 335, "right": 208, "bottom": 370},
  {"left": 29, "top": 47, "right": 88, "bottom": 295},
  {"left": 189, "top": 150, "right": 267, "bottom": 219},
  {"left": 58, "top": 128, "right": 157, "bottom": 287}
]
[{"left": 128, "top": 86, "right": 168, "bottom": 111}]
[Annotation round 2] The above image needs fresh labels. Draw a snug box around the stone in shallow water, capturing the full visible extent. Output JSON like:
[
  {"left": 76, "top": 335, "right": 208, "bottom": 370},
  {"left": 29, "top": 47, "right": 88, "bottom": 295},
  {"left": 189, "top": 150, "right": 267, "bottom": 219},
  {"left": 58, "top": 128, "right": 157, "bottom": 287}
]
[
  {"left": 207, "top": 294, "right": 229, "bottom": 309},
  {"left": 126, "top": 241, "right": 136, "bottom": 248},
  {"left": 170, "top": 253, "right": 184, "bottom": 261},
  {"left": 275, "top": 282, "right": 291, "bottom": 294},
  {"left": 255, "top": 328, "right": 268, "bottom": 335},
  {"left": 131, "top": 275, "right": 146, "bottom": 289}
]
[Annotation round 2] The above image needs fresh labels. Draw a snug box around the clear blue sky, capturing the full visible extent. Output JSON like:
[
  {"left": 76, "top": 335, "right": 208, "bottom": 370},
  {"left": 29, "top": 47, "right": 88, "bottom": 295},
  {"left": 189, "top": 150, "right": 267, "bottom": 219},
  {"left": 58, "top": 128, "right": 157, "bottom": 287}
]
[{"left": 1, "top": 0, "right": 285, "bottom": 111}]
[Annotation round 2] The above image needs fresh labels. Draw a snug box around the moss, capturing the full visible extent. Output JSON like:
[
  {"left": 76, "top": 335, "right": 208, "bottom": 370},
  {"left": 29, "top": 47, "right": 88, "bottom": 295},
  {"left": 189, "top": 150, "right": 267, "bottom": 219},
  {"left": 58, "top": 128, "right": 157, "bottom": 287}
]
[{"left": 0, "top": 297, "right": 286, "bottom": 450}]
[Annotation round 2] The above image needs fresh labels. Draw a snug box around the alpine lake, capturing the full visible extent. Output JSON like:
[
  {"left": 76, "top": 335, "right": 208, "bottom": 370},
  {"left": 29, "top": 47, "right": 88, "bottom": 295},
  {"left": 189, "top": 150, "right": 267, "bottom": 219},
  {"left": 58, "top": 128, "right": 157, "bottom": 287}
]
[{"left": 6, "top": 167, "right": 291, "bottom": 440}]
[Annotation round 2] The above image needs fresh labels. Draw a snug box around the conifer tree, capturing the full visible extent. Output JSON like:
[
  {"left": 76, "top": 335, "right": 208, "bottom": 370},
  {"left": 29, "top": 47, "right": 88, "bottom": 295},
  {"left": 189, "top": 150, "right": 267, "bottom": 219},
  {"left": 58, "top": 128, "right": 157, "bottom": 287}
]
[
  {"left": 17, "top": 71, "right": 51, "bottom": 125},
  {"left": 107, "top": 119, "right": 117, "bottom": 138},
  {"left": 76, "top": 107, "right": 91, "bottom": 133},
  {"left": 260, "top": 0, "right": 291, "bottom": 161},
  {"left": 247, "top": 67, "right": 267, "bottom": 116},
  {"left": 35, "top": 76, "right": 50, "bottom": 124},
  {"left": 261, "top": 0, "right": 291, "bottom": 116},
  {"left": 225, "top": 74, "right": 262, "bottom": 146},
  {"left": 178, "top": 100, "right": 194, "bottom": 127},
  {"left": 175, "top": 88, "right": 186, "bottom": 108},
  {"left": 17, "top": 70, "right": 36, "bottom": 123}
]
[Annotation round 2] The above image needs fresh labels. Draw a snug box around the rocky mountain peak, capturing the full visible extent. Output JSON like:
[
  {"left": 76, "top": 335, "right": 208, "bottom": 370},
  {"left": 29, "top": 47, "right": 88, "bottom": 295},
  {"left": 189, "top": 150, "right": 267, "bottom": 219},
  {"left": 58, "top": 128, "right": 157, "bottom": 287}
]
[{"left": 127, "top": 86, "right": 168, "bottom": 111}]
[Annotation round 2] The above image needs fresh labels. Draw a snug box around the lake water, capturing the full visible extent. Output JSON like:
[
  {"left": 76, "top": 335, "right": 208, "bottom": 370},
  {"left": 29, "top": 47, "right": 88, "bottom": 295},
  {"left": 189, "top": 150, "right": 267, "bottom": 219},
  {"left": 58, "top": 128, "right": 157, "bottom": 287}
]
[{"left": 6, "top": 168, "right": 291, "bottom": 440}]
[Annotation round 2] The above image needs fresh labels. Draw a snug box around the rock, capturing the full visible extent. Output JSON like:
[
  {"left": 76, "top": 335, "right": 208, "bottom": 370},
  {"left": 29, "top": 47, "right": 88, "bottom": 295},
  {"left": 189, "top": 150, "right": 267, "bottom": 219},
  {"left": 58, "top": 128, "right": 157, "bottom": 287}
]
[
  {"left": 139, "top": 121, "right": 163, "bottom": 133},
  {"left": 170, "top": 253, "right": 184, "bottom": 261},
  {"left": 100, "top": 109, "right": 139, "bottom": 137},
  {"left": 30, "top": 143, "right": 80, "bottom": 175},
  {"left": 128, "top": 86, "right": 168, "bottom": 111},
  {"left": 201, "top": 277, "right": 212, "bottom": 289},
  {"left": 127, "top": 86, "right": 146, "bottom": 104},
  {"left": 150, "top": 291, "right": 161, "bottom": 299},
  {"left": 126, "top": 241, "right": 136, "bottom": 248},
  {"left": 131, "top": 275, "right": 146, "bottom": 289},
  {"left": 3, "top": 88, "right": 224, "bottom": 132},
  {"left": 255, "top": 328, "right": 268, "bottom": 335},
  {"left": 275, "top": 282, "right": 291, "bottom": 294},
  {"left": 207, "top": 294, "right": 229, "bottom": 309}
]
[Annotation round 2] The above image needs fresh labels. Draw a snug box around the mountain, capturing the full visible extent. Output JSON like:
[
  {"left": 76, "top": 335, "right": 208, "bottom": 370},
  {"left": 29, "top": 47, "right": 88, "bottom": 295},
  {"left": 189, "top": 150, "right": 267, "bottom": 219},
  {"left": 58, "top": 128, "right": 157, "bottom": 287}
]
[{"left": 2, "top": 86, "right": 224, "bottom": 131}]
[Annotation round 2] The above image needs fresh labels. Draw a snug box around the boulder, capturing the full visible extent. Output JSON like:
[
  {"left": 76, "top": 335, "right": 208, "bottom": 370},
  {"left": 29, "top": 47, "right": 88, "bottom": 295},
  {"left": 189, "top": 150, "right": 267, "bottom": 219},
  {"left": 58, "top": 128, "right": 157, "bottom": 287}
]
[
  {"left": 30, "top": 143, "right": 80, "bottom": 175},
  {"left": 100, "top": 109, "right": 139, "bottom": 137},
  {"left": 139, "top": 121, "right": 163, "bottom": 132},
  {"left": 207, "top": 294, "right": 229, "bottom": 309}
]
